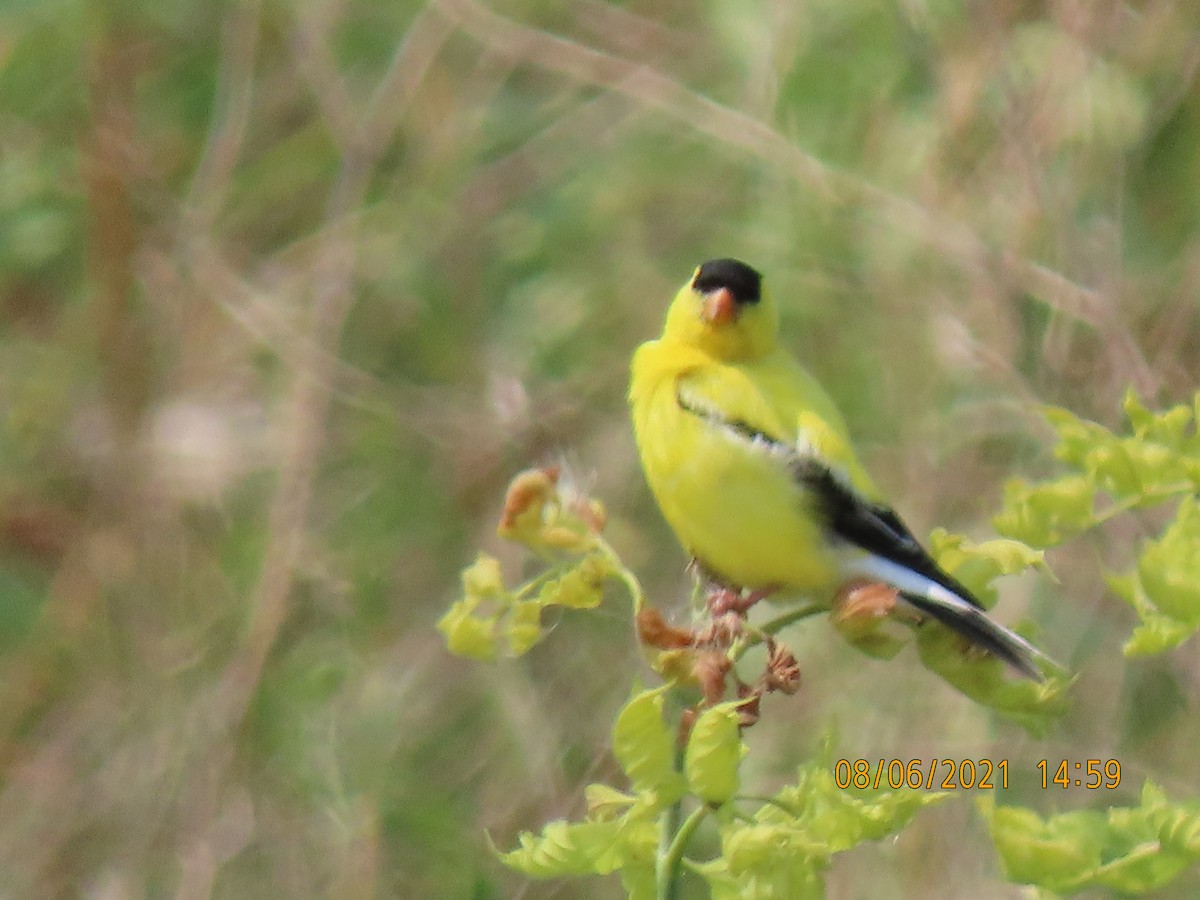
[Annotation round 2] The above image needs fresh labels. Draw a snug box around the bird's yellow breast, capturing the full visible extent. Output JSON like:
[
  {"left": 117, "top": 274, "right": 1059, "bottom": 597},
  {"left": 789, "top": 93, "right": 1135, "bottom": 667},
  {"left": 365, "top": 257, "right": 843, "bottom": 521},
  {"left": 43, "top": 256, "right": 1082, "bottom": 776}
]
[{"left": 629, "top": 340, "right": 839, "bottom": 594}]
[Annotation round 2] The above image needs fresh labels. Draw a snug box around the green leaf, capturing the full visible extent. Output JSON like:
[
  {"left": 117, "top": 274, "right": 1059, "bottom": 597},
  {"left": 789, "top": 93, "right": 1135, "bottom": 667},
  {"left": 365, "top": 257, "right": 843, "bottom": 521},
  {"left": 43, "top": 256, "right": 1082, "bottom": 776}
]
[
  {"left": 611, "top": 687, "right": 684, "bottom": 801},
  {"left": 981, "top": 782, "right": 1200, "bottom": 894},
  {"left": 1046, "top": 394, "right": 1197, "bottom": 501},
  {"left": 461, "top": 552, "right": 506, "bottom": 598},
  {"left": 499, "top": 819, "right": 625, "bottom": 877},
  {"left": 538, "top": 557, "right": 606, "bottom": 610},
  {"left": 1136, "top": 497, "right": 1200, "bottom": 623},
  {"left": 1044, "top": 405, "right": 1115, "bottom": 470},
  {"left": 1158, "top": 798, "right": 1200, "bottom": 856},
  {"left": 441, "top": 545, "right": 625, "bottom": 660},
  {"left": 699, "top": 826, "right": 826, "bottom": 900},
  {"left": 916, "top": 626, "right": 1070, "bottom": 736},
  {"left": 768, "top": 751, "right": 949, "bottom": 853},
  {"left": 1108, "top": 569, "right": 1196, "bottom": 657},
  {"left": 1123, "top": 389, "right": 1190, "bottom": 447},
  {"left": 438, "top": 552, "right": 513, "bottom": 658},
  {"left": 981, "top": 799, "right": 1101, "bottom": 891},
  {"left": 993, "top": 476, "right": 1096, "bottom": 547},
  {"left": 1116, "top": 436, "right": 1192, "bottom": 497},
  {"left": 436, "top": 598, "right": 498, "bottom": 661},
  {"left": 1104, "top": 496, "right": 1200, "bottom": 657},
  {"left": 585, "top": 784, "right": 638, "bottom": 820},
  {"left": 930, "top": 529, "right": 1048, "bottom": 609},
  {"left": 497, "top": 790, "right": 659, "bottom": 888},
  {"left": 619, "top": 859, "right": 658, "bottom": 900},
  {"left": 685, "top": 702, "right": 743, "bottom": 805},
  {"left": 698, "top": 738, "right": 948, "bottom": 898},
  {"left": 1123, "top": 612, "right": 1196, "bottom": 657},
  {"left": 1083, "top": 440, "right": 1144, "bottom": 499},
  {"left": 504, "top": 599, "right": 544, "bottom": 656}
]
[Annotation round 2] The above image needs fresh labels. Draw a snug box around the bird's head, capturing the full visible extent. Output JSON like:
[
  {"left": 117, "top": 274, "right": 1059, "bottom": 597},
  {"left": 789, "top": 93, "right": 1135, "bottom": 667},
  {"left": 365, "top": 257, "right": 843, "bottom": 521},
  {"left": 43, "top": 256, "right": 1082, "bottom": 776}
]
[{"left": 662, "top": 258, "right": 778, "bottom": 360}]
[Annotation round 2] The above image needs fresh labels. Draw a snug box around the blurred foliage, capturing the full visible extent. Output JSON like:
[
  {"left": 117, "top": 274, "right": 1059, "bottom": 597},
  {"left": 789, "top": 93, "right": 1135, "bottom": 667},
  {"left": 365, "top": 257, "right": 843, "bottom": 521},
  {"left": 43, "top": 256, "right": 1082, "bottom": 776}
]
[
  {"left": 997, "top": 390, "right": 1200, "bottom": 657},
  {"left": 443, "top": 465, "right": 1074, "bottom": 895},
  {"left": 981, "top": 782, "right": 1200, "bottom": 896},
  {"left": 502, "top": 693, "right": 949, "bottom": 900},
  {"left": 2, "top": 0, "right": 1200, "bottom": 896}
]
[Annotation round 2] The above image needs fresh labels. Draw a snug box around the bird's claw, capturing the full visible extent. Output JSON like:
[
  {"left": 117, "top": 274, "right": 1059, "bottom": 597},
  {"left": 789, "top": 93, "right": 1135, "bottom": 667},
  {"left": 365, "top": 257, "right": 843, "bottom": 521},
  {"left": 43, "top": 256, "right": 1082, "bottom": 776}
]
[{"left": 705, "top": 584, "right": 777, "bottom": 616}]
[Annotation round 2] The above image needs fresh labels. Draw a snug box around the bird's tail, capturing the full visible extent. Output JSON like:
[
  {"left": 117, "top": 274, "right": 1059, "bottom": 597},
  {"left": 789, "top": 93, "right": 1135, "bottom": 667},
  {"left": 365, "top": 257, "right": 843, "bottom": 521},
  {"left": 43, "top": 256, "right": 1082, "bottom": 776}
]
[{"left": 849, "top": 554, "right": 1058, "bottom": 681}]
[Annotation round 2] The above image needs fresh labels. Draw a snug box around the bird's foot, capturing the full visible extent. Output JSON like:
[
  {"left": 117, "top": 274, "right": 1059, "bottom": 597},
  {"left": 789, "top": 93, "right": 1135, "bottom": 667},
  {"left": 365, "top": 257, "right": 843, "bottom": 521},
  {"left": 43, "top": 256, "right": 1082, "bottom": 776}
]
[
  {"left": 636, "top": 573, "right": 802, "bottom": 736},
  {"left": 705, "top": 584, "right": 777, "bottom": 616}
]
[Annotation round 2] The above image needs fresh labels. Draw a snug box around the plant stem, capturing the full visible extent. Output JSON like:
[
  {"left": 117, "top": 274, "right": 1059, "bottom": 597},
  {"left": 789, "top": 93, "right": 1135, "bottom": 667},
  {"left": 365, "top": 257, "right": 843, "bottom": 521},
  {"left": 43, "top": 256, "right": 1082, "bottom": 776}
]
[
  {"left": 656, "top": 803, "right": 708, "bottom": 900},
  {"left": 760, "top": 603, "right": 827, "bottom": 636},
  {"left": 727, "top": 603, "right": 826, "bottom": 663},
  {"left": 512, "top": 563, "right": 570, "bottom": 599},
  {"left": 594, "top": 534, "right": 647, "bottom": 613},
  {"left": 1089, "top": 483, "right": 1192, "bottom": 527},
  {"left": 656, "top": 796, "right": 681, "bottom": 900},
  {"left": 736, "top": 794, "right": 801, "bottom": 818}
]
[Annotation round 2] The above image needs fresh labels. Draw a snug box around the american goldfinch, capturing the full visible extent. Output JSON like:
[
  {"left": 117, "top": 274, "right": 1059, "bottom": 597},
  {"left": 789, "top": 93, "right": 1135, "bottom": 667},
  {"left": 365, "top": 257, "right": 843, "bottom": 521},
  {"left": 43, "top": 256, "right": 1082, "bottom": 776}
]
[{"left": 629, "top": 258, "right": 1053, "bottom": 679}]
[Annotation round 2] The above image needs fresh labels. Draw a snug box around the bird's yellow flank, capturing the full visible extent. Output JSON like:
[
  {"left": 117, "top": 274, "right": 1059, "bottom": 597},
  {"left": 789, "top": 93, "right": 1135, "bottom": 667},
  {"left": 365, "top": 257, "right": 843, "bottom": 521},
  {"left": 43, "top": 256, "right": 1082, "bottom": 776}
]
[{"left": 629, "top": 258, "right": 1053, "bottom": 679}]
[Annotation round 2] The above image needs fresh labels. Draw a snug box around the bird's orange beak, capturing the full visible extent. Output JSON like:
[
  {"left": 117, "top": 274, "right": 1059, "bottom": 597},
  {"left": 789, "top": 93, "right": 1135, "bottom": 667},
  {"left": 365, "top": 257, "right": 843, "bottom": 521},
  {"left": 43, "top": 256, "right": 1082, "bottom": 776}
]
[{"left": 700, "top": 288, "right": 736, "bottom": 326}]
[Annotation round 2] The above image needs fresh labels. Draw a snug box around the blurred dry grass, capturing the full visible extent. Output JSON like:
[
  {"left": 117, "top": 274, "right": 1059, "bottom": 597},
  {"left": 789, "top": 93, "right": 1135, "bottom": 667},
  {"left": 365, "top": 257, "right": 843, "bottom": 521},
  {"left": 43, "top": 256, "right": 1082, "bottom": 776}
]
[{"left": 2, "top": 0, "right": 1200, "bottom": 896}]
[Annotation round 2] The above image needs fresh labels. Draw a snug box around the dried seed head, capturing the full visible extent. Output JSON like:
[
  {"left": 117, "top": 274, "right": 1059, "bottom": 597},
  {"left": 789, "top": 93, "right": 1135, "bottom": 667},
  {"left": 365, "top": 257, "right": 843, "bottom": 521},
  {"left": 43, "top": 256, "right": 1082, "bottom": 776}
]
[
  {"left": 694, "top": 651, "right": 732, "bottom": 706},
  {"left": 765, "top": 641, "right": 802, "bottom": 695},
  {"left": 497, "top": 466, "right": 559, "bottom": 535},
  {"left": 735, "top": 692, "right": 761, "bottom": 728},
  {"left": 831, "top": 580, "right": 899, "bottom": 636},
  {"left": 636, "top": 607, "right": 695, "bottom": 650}
]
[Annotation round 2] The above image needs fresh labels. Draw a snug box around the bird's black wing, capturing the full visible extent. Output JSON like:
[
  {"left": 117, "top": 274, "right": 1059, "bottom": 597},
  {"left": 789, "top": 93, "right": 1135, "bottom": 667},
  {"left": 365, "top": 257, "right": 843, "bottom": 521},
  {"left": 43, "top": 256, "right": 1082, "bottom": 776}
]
[
  {"left": 674, "top": 388, "right": 1050, "bottom": 677},
  {"left": 787, "top": 455, "right": 985, "bottom": 609},
  {"left": 676, "top": 383, "right": 978, "bottom": 605},
  {"left": 791, "top": 456, "right": 1055, "bottom": 677}
]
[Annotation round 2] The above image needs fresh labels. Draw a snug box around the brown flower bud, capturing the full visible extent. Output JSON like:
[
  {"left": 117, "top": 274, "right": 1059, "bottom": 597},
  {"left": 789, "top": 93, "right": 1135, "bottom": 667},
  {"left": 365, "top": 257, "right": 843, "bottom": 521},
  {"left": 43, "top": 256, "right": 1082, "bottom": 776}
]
[
  {"left": 694, "top": 651, "right": 732, "bottom": 706},
  {"left": 569, "top": 497, "right": 607, "bottom": 533},
  {"left": 831, "top": 580, "right": 898, "bottom": 634},
  {"left": 497, "top": 466, "right": 559, "bottom": 534},
  {"left": 636, "top": 607, "right": 695, "bottom": 650},
  {"left": 677, "top": 706, "right": 698, "bottom": 747},
  {"left": 735, "top": 692, "right": 761, "bottom": 728},
  {"left": 765, "top": 641, "right": 802, "bottom": 695}
]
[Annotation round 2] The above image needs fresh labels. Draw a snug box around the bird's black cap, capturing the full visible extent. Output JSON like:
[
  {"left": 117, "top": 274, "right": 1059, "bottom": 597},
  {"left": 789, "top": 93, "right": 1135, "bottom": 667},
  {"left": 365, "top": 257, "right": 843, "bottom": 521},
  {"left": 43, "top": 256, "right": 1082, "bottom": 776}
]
[{"left": 692, "top": 258, "right": 762, "bottom": 304}]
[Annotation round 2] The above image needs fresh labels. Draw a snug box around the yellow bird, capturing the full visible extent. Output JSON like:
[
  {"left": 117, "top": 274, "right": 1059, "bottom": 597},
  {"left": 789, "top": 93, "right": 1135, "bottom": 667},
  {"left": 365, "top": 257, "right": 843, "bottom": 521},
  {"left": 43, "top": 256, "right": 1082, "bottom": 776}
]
[{"left": 629, "top": 258, "right": 1052, "bottom": 679}]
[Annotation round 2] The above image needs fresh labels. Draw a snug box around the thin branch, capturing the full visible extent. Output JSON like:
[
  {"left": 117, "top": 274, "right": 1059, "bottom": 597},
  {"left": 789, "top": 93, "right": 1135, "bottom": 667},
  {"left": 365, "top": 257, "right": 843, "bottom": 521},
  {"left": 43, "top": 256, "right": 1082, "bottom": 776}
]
[
  {"left": 215, "top": 4, "right": 452, "bottom": 725},
  {"left": 182, "top": 0, "right": 263, "bottom": 233},
  {"left": 290, "top": 9, "right": 359, "bottom": 153},
  {"left": 84, "top": 16, "right": 146, "bottom": 432},
  {"left": 360, "top": 5, "right": 456, "bottom": 162},
  {"left": 431, "top": 0, "right": 1144, "bottom": 356},
  {"left": 656, "top": 803, "right": 707, "bottom": 900},
  {"left": 433, "top": 0, "right": 837, "bottom": 199}
]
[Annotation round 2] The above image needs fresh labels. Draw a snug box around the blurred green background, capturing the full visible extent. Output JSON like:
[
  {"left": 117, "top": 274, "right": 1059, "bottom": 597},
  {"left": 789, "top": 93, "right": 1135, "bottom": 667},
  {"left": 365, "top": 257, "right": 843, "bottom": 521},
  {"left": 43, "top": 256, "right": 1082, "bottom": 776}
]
[{"left": 2, "top": 0, "right": 1200, "bottom": 896}]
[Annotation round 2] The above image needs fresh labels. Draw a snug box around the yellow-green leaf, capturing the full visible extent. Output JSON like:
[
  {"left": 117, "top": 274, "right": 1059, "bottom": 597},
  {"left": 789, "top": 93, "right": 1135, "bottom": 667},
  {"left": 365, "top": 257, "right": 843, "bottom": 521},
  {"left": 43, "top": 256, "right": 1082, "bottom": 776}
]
[
  {"left": 499, "top": 819, "right": 624, "bottom": 877},
  {"left": 930, "top": 530, "right": 1047, "bottom": 608},
  {"left": 462, "top": 552, "right": 506, "bottom": 599},
  {"left": 1123, "top": 613, "right": 1196, "bottom": 657},
  {"left": 1136, "top": 497, "right": 1200, "bottom": 623},
  {"left": 993, "top": 476, "right": 1095, "bottom": 547},
  {"left": 585, "top": 783, "right": 637, "bottom": 820},
  {"left": 916, "top": 625, "right": 1070, "bottom": 736},
  {"left": 611, "top": 687, "right": 683, "bottom": 800},
  {"left": 505, "top": 599, "right": 544, "bottom": 656},
  {"left": 981, "top": 782, "right": 1200, "bottom": 895},
  {"left": 1044, "top": 405, "right": 1114, "bottom": 470},
  {"left": 685, "top": 702, "right": 743, "bottom": 805},
  {"left": 539, "top": 558, "right": 606, "bottom": 610},
  {"left": 436, "top": 600, "right": 498, "bottom": 661}
]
